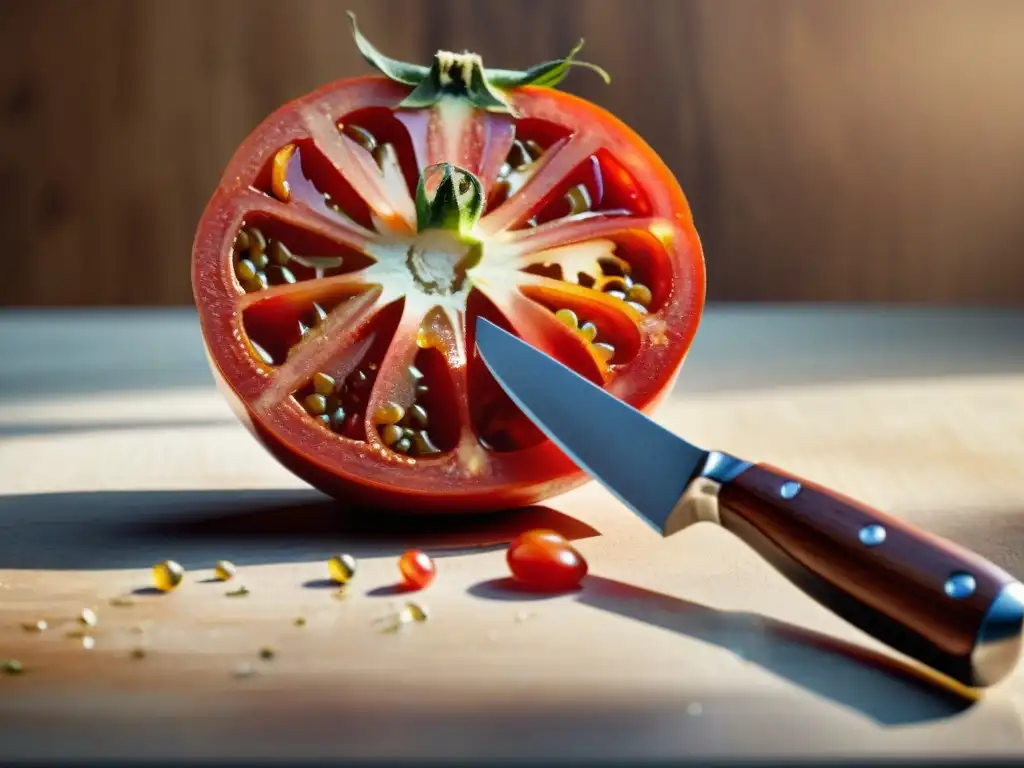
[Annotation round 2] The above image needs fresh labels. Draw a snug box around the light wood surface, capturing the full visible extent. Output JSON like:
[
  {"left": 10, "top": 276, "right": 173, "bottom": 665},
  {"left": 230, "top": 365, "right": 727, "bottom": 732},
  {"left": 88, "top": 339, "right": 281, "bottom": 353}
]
[{"left": 1, "top": 309, "right": 1024, "bottom": 761}]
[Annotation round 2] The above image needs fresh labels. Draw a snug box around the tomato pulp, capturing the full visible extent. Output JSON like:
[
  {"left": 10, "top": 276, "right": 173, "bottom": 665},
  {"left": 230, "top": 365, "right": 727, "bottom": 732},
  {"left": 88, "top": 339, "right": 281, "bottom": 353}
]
[{"left": 192, "top": 18, "right": 705, "bottom": 513}]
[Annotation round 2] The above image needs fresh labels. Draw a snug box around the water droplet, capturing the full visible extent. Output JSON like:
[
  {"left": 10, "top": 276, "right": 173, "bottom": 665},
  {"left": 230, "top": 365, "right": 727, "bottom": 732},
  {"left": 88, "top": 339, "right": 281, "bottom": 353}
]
[
  {"left": 858, "top": 524, "right": 887, "bottom": 547},
  {"left": 780, "top": 481, "right": 801, "bottom": 499},
  {"left": 945, "top": 572, "right": 977, "bottom": 599}
]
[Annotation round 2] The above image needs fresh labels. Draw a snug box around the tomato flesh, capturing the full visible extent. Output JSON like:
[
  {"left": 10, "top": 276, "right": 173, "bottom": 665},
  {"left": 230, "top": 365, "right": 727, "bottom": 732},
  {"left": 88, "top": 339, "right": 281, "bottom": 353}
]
[
  {"left": 506, "top": 529, "right": 588, "bottom": 591},
  {"left": 192, "top": 76, "right": 704, "bottom": 513},
  {"left": 398, "top": 549, "right": 437, "bottom": 591}
]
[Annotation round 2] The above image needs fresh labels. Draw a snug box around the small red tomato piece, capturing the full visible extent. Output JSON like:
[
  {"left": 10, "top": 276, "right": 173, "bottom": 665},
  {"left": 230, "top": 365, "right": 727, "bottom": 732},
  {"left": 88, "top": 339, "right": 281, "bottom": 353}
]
[
  {"left": 399, "top": 549, "right": 436, "bottom": 591},
  {"left": 506, "top": 529, "right": 588, "bottom": 592}
]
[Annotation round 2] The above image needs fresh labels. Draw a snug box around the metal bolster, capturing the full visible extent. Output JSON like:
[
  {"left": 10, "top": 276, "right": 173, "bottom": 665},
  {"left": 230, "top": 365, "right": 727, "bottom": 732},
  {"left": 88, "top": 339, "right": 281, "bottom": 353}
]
[
  {"left": 663, "top": 452, "right": 754, "bottom": 536},
  {"left": 970, "top": 581, "right": 1024, "bottom": 687}
]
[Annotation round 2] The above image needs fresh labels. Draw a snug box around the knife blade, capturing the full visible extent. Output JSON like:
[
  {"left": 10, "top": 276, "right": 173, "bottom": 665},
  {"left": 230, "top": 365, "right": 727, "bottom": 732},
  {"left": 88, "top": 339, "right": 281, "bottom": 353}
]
[{"left": 475, "top": 317, "right": 1024, "bottom": 688}]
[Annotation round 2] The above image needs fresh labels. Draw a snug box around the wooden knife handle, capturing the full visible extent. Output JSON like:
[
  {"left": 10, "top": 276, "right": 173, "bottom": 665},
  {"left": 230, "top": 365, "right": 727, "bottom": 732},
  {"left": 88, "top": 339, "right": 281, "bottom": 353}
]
[{"left": 715, "top": 463, "right": 1024, "bottom": 687}]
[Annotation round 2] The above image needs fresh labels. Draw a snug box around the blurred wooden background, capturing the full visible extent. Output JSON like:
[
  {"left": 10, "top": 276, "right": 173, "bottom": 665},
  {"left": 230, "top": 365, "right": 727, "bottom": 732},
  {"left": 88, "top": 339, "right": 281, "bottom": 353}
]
[{"left": 1, "top": 0, "right": 1023, "bottom": 306}]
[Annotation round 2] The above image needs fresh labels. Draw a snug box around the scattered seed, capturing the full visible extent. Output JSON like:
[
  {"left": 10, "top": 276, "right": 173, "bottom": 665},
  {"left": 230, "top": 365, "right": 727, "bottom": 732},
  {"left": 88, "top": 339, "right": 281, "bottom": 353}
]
[
  {"left": 592, "top": 342, "right": 616, "bottom": 363},
  {"left": 152, "top": 560, "right": 185, "bottom": 592},
  {"left": 2, "top": 659, "right": 23, "bottom": 676},
  {"left": 81, "top": 636, "right": 96, "bottom": 650},
  {"left": 226, "top": 585, "right": 250, "bottom": 598},
  {"left": 304, "top": 393, "right": 328, "bottom": 415},
  {"left": 79, "top": 608, "right": 98, "bottom": 627},
  {"left": 328, "top": 553, "right": 357, "bottom": 585},
  {"left": 65, "top": 628, "right": 87, "bottom": 639},
  {"left": 294, "top": 617, "right": 307, "bottom": 627},
  {"left": 579, "top": 322, "right": 598, "bottom": 342},
  {"left": 259, "top": 647, "right": 276, "bottom": 661},
  {"left": 312, "top": 372, "right": 336, "bottom": 396},
  {"left": 404, "top": 601, "right": 429, "bottom": 622},
  {"left": 214, "top": 560, "right": 237, "bottom": 581},
  {"left": 233, "top": 662, "right": 255, "bottom": 679},
  {"left": 21, "top": 620, "right": 47, "bottom": 633},
  {"left": 332, "top": 586, "right": 349, "bottom": 601},
  {"left": 109, "top": 596, "right": 134, "bottom": 607},
  {"left": 380, "top": 424, "right": 404, "bottom": 446},
  {"left": 554, "top": 308, "right": 579, "bottom": 329},
  {"left": 374, "top": 402, "right": 405, "bottom": 425},
  {"left": 626, "top": 284, "right": 652, "bottom": 307},
  {"left": 130, "top": 648, "right": 147, "bottom": 660}
]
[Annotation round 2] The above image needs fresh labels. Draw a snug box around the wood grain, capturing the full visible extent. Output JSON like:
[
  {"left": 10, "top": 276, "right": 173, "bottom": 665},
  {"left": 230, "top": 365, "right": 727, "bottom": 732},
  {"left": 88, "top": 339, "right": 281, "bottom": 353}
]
[
  {"left": 3, "top": 368, "right": 1024, "bottom": 758},
  {"left": 2, "top": 0, "right": 1024, "bottom": 306}
]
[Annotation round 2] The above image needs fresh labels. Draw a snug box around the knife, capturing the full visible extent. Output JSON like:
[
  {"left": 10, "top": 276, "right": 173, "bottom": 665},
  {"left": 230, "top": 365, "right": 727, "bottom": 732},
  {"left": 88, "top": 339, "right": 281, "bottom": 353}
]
[{"left": 475, "top": 317, "right": 1024, "bottom": 688}]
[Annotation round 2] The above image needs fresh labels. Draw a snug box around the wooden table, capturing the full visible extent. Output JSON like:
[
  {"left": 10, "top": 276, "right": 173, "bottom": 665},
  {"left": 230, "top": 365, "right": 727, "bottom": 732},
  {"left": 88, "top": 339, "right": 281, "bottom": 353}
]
[{"left": 1, "top": 307, "right": 1023, "bottom": 762}]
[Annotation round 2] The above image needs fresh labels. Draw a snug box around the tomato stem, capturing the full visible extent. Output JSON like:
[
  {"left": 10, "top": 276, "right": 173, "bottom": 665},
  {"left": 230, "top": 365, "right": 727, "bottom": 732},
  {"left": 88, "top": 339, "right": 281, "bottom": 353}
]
[{"left": 347, "top": 11, "right": 610, "bottom": 115}]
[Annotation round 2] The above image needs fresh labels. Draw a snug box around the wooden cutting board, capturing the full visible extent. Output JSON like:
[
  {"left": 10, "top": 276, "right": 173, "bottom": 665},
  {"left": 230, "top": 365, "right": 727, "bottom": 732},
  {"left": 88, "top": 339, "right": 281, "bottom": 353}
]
[{"left": 2, "top": 372, "right": 1024, "bottom": 761}]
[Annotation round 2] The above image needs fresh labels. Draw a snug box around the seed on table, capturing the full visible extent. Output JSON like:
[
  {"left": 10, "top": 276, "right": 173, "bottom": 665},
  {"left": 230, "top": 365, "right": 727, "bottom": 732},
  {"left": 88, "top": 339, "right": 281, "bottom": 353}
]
[
  {"left": 328, "top": 553, "right": 357, "bottom": 585},
  {"left": 312, "top": 372, "right": 335, "bottom": 396},
  {"left": 81, "top": 636, "right": 95, "bottom": 650},
  {"left": 592, "top": 343, "right": 615, "bottom": 363},
  {"left": 554, "top": 308, "right": 579, "bottom": 329},
  {"left": 21, "top": 620, "right": 47, "bottom": 633},
  {"left": 374, "top": 402, "right": 405, "bottom": 425},
  {"left": 268, "top": 239, "right": 292, "bottom": 266},
  {"left": 235, "top": 259, "right": 257, "bottom": 282},
  {"left": 214, "top": 560, "right": 237, "bottom": 581},
  {"left": 294, "top": 617, "right": 307, "bottom": 627},
  {"left": 259, "top": 647, "right": 276, "bottom": 660},
  {"left": 130, "top": 648, "right": 147, "bottom": 660},
  {"left": 304, "top": 393, "right": 328, "bottom": 415},
  {"left": 152, "top": 560, "right": 184, "bottom": 592},
  {"left": 626, "top": 284, "right": 652, "bottom": 307},
  {"left": 78, "top": 608, "right": 98, "bottom": 627},
  {"left": 109, "top": 595, "right": 134, "bottom": 607},
  {"left": 380, "top": 424, "right": 404, "bottom": 447},
  {"left": 579, "top": 322, "right": 598, "bottom": 342},
  {"left": 233, "top": 662, "right": 255, "bottom": 679},
  {"left": 404, "top": 601, "right": 429, "bottom": 622},
  {"left": 226, "top": 585, "right": 250, "bottom": 598},
  {"left": 2, "top": 660, "right": 23, "bottom": 676}
]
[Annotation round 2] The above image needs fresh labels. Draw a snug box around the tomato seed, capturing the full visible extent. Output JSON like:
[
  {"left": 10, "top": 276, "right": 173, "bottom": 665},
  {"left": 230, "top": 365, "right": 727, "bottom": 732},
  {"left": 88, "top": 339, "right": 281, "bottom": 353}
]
[
  {"left": 554, "top": 308, "right": 579, "bottom": 329},
  {"left": 328, "top": 553, "right": 357, "bottom": 585},
  {"left": 214, "top": 560, "right": 237, "bottom": 581},
  {"left": 375, "top": 402, "right": 405, "bottom": 425},
  {"left": 592, "top": 343, "right": 615, "bottom": 364},
  {"left": 579, "top": 322, "right": 598, "bottom": 342},
  {"left": 304, "top": 393, "right": 328, "bottom": 416},
  {"left": 152, "top": 560, "right": 184, "bottom": 592},
  {"left": 312, "top": 372, "right": 336, "bottom": 396},
  {"left": 380, "top": 424, "right": 404, "bottom": 446}
]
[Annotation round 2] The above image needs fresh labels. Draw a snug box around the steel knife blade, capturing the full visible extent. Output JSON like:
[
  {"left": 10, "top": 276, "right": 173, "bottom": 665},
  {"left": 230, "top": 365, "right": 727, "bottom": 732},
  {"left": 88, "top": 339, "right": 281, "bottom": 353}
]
[{"left": 475, "top": 317, "right": 1024, "bottom": 688}]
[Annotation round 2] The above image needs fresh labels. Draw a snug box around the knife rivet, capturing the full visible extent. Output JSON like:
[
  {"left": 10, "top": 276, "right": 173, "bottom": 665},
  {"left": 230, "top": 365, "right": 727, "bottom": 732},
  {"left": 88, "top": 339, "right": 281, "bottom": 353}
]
[
  {"left": 944, "top": 572, "right": 977, "bottom": 600},
  {"left": 779, "top": 481, "right": 802, "bottom": 499},
  {"left": 858, "top": 524, "right": 887, "bottom": 547}
]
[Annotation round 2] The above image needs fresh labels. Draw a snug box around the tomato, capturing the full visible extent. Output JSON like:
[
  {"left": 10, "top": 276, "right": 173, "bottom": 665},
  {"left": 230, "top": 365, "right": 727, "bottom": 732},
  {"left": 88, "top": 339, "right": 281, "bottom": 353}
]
[
  {"left": 506, "top": 529, "right": 588, "bottom": 591},
  {"left": 191, "top": 16, "right": 705, "bottom": 513},
  {"left": 398, "top": 549, "right": 437, "bottom": 591}
]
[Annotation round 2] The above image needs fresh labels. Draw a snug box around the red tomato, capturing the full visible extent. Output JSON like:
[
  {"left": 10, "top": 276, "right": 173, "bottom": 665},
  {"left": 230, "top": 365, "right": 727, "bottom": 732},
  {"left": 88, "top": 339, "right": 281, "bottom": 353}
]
[
  {"left": 506, "top": 529, "right": 588, "bottom": 591},
  {"left": 398, "top": 549, "right": 436, "bottom": 590},
  {"left": 191, "top": 20, "right": 705, "bottom": 512}
]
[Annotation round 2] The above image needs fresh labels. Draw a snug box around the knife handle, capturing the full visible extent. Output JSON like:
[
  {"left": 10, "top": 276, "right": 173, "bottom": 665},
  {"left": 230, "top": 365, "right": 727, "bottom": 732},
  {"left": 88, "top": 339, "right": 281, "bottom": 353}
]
[{"left": 713, "top": 462, "right": 1024, "bottom": 687}]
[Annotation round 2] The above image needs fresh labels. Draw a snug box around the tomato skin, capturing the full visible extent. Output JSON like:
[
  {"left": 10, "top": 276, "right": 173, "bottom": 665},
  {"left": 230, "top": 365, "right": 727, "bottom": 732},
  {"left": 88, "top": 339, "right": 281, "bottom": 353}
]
[
  {"left": 506, "top": 529, "right": 589, "bottom": 591},
  {"left": 398, "top": 549, "right": 437, "bottom": 590},
  {"left": 192, "top": 75, "right": 705, "bottom": 514}
]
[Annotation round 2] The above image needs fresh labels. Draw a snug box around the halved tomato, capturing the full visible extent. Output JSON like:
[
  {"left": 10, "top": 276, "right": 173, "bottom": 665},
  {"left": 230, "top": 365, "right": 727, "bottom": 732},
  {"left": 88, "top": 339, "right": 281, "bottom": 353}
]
[{"left": 192, "top": 16, "right": 705, "bottom": 513}]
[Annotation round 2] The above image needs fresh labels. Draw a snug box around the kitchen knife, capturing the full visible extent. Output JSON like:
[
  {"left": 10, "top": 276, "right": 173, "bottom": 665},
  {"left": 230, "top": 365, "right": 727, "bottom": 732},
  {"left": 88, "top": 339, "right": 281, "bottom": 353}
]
[{"left": 475, "top": 317, "right": 1024, "bottom": 688}]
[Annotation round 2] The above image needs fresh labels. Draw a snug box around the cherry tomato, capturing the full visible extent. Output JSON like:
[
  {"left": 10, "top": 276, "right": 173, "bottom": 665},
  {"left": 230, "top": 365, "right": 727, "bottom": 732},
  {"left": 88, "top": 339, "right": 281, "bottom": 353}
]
[
  {"left": 398, "top": 549, "right": 436, "bottom": 591},
  {"left": 192, "top": 17, "right": 705, "bottom": 512},
  {"left": 506, "top": 529, "right": 588, "bottom": 591}
]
